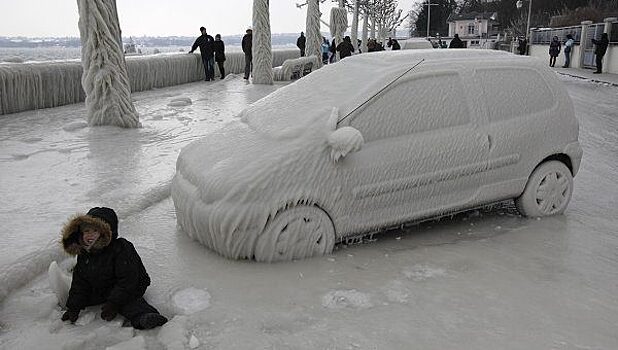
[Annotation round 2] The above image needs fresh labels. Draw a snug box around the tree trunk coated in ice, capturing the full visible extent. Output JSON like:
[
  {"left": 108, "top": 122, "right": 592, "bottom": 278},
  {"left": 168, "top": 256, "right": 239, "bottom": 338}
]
[
  {"left": 306, "top": 0, "right": 322, "bottom": 68},
  {"left": 77, "top": 0, "right": 140, "bottom": 128},
  {"left": 351, "top": 1, "right": 360, "bottom": 53},
  {"left": 361, "top": 10, "right": 369, "bottom": 53},
  {"left": 252, "top": 0, "right": 273, "bottom": 85},
  {"left": 330, "top": 7, "right": 348, "bottom": 61}
]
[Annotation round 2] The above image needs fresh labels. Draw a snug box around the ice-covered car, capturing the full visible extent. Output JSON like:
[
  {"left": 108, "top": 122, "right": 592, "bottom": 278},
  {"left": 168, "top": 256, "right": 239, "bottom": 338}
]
[
  {"left": 399, "top": 38, "right": 434, "bottom": 50},
  {"left": 172, "top": 49, "right": 582, "bottom": 262}
]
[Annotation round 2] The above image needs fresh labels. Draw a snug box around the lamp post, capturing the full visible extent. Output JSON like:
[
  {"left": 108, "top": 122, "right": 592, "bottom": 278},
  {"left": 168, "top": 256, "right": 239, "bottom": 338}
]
[
  {"left": 423, "top": 1, "right": 439, "bottom": 39},
  {"left": 516, "top": 0, "right": 533, "bottom": 40}
]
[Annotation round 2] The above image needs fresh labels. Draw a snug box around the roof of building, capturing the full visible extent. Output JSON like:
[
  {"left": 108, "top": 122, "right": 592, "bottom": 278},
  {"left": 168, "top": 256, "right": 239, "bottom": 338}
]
[{"left": 447, "top": 11, "right": 497, "bottom": 22}]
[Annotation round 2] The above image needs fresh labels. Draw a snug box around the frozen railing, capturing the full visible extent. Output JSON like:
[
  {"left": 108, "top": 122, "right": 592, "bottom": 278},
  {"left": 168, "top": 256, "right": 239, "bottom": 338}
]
[{"left": 0, "top": 49, "right": 299, "bottom": 115}]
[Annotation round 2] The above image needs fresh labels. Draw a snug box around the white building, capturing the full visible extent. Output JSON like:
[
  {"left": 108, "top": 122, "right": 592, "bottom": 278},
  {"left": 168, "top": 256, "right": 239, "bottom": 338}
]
[{"left": 447, "top": 11, "right": 501, "bottom": 48}]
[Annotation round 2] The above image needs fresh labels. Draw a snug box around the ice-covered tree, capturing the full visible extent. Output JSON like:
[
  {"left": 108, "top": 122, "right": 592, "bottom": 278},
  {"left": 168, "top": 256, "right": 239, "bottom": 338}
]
[
  {"left": 305, "top": 0, "right": 323, "bottom": 67},
  {"left": 77, "top": 0, "right": 140, "bottom": 128},
  {"left": 330, "top": 7, "right": 348, "bottom": 60},
  {"left": 252, "top": 0, "right": 273, "bottom": 85}
]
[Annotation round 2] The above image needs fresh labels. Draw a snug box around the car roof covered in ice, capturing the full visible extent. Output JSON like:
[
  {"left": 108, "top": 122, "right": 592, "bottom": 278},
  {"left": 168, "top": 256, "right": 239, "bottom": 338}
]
[{"left": 241, "top": 49, "right": 534, "bottom": 139}]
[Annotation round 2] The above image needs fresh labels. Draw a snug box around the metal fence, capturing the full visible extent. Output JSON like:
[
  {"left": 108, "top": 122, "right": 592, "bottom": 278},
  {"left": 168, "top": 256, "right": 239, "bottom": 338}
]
[
  {"left": 611, "top": 21, "right": 618, "bottom": 43},
  {"left": 532, "top": 21, "right": 618, "bottom": 44},
  {"left": 531, "top": 26, "right": 582, "bottom": 44}
]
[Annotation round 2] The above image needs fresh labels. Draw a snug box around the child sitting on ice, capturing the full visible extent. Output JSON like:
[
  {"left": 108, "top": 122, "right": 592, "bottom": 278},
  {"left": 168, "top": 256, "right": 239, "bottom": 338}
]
[{"left": 57, "top": 207, "right": 167, "bottom": 329}]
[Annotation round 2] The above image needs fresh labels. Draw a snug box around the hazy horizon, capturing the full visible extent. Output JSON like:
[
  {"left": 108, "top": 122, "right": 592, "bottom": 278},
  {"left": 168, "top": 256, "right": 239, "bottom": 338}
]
[{"left": 0, "top": 0, "right": 418, "bottom": 38}]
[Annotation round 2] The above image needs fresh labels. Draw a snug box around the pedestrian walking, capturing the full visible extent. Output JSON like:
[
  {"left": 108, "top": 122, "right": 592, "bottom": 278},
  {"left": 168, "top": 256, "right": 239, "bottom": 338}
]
[
  {"left": 189, "top": 26, "right": 215, "bottom": 81},
  {"left": 242, "top": 28, "right": 253, "bottom": 80},
  {"left": 591, "top": 33, "right": 609, "bottom": 74},
  {"left": 213, "top": 34, "right": 226, "bottom": 79},
  {"left": 549, "top": 35, "right": 560, "bottom": 67},
  {"left": 562, "top": 34, "right": 574, "bottom": 68}
]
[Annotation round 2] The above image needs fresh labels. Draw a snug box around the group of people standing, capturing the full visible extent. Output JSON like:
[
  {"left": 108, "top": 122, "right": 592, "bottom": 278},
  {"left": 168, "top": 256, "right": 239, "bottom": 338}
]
[
  {"left": 189, "top": 27, "right": 227, "bottom": 81},
  {"left": 298, "top": 32, "right": 355, "bottom": 64},
  {"left": 549, "top": 32, "right": 609, "bottom": 74}
]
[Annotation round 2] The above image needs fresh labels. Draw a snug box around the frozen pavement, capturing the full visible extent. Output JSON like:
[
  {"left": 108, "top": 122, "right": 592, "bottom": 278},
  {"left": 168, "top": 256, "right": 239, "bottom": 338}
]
[{"left": 1, "top": 73, "right": 618, "bottom": 349}]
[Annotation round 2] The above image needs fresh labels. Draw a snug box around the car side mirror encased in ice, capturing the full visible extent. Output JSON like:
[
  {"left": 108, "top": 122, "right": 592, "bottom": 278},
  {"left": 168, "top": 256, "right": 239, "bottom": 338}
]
[
  {"left": 326, "top": 106, "right": 364, "bottom": 162},
  {"left": 328, "top": 127, "right": 364, "bottom": 162}
]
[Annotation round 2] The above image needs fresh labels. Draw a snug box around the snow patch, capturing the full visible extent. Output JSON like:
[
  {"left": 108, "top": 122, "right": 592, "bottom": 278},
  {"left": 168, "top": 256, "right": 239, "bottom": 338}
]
[
  {"left": 189, "top": 335, "right": 200, "bottom": 349},
  {"left": 167, "top": 97, "right": 192, "bottom": 107},
  {"left": 105, "top": 335, "right": 145, "bottom": 350},
  {"left": 322, "top": 289, "right": 373, "bottom": 309},
  {"left": 402, "top": 265, "right": 447, "bottom": 281},
  {"left": 382, "top": 280, "right": 410, "bottom": 303},
  {"left": 171, "top": 287, "right": 211, "bottom": 315}
]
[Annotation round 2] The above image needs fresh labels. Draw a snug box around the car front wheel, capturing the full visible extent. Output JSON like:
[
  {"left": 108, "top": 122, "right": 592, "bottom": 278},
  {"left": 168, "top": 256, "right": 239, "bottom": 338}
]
[
  {"left": 515, "top": 160, "right": 574, "bottom": 217},
  {"left": 254, "top": 206, "right": 336, "bottom": 262}
]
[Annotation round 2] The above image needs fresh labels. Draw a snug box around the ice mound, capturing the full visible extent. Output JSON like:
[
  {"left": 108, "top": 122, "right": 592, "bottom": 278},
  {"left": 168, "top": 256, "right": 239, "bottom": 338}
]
[
  {"left": 402, "top": 264, "right": 447, "bottom": 281},
  {"left": 322, "top": 289, "right": 373, "bottom": 309},
  {"left": 157, "top": 316, "right": 191, "bottom": 350},
  {"left": 62, "top": 121, "right": 88, "bottom": 131},
  {"left": 167, "top": 97, "right": 192, "bottom": 107},
  {"left": 171, "top": 287, "right": 211, "bottom": 315}
]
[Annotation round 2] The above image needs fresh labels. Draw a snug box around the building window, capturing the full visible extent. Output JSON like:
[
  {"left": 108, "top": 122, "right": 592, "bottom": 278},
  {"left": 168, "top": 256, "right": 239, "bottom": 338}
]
[{"left": 467, "top": 24, "right": 475, "bottom": 35}]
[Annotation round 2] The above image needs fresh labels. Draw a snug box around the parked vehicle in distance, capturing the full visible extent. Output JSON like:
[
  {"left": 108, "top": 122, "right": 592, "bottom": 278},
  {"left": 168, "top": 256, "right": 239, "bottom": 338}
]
[
  {"left": 172, "top": 49, "right": 582, "bottom": 262},
  {"left": 399, "top": 38, "right": 435, "bottom": 50}
]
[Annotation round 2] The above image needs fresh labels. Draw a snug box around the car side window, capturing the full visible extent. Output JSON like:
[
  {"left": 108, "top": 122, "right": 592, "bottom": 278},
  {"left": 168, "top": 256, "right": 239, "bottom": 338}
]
[
  {"left": 476, "top": 68, "right": 554, "bottom": 122},
  {"left": 349, "top": 73, "right": 470, "bottom": 142}
]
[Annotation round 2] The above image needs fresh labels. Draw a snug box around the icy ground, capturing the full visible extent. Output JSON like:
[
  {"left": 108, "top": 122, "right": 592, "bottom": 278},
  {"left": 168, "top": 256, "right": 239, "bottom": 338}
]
[{"left": 1, "top": 74, "right": 617, "bottom": 349}]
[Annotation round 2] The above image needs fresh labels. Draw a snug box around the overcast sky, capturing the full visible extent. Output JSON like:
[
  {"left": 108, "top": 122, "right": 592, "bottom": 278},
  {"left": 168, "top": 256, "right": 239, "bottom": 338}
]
[{"left": 0, "top": 0, "right": 419, "bottom": 38}]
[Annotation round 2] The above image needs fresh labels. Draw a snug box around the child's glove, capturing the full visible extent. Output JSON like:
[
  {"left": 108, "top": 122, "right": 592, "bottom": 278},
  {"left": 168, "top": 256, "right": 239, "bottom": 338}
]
[
  {"left": 100, "top": 302, "right": 118, "bottom": 321},
  {"left": 61, "top": 309, "right": 80, "bottom": 323}
]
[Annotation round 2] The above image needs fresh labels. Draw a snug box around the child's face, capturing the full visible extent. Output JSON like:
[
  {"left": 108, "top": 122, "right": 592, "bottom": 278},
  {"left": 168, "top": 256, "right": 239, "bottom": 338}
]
[{"left": 81, "top": 226, "right": 100, "bottom": 248}]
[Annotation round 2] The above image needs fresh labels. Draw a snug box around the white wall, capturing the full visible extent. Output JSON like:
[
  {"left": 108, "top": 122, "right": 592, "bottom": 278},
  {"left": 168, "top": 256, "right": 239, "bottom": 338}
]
[{"left": 529, "top": 43, "right": 617, "bottom": 74}]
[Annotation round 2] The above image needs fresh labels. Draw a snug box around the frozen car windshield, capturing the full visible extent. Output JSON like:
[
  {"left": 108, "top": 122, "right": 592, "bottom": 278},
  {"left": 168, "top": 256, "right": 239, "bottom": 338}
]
[{"left": 241, "top": 54, "right": 420, "bottom": 140}]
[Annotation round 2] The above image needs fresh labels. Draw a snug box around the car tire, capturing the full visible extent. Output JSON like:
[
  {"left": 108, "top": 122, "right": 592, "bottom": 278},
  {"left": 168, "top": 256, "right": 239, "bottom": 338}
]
[
  {"left": 254, "top": 206, "right": 335, "bottom": 262},
  {"left": 515, "top": 160, "right": 573, "bottom": 217}
]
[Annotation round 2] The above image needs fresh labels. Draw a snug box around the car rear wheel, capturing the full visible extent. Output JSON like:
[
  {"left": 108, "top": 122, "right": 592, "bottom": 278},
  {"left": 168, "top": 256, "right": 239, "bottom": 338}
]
[
  {"left": 254, "top": 206, "right": 335, "bottom": 262},
  {"left": 515, "top": 160, "right": 573, "bottom": 217}
]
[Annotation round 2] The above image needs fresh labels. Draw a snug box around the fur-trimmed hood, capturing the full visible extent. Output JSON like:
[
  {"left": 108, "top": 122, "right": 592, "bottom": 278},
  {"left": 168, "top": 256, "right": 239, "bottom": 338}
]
[{"left": 61, "top": 207, "right": 118, "bottom": 256}]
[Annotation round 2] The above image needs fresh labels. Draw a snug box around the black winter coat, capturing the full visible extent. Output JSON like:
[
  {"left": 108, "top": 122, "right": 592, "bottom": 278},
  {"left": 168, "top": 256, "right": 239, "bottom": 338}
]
[
  {"left": 592, "top": 35, "right": 609, "bottom": 56},
  {"left": 549, "top": 39, "right": 560, "bottom": 57},
  {"left": 213, "top": 40, "right": 226, "bottom": 62},
  {"left": 336, "top": 40, "right": 354, "bottom": 58},
  {"left": 242, "top": 33, "right": 252, "bottom": 58},
  {"left": 62, "top": 208, "right": 151, "bottom": 311},
  {"left": 191, "top": 34, "right": 214, "bottom": 57}
]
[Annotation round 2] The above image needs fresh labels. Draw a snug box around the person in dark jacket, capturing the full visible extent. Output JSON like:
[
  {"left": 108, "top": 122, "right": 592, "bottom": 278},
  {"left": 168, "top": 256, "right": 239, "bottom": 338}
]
[
  {"left": 591, "top": 33, "right": 609, "bottom": 74},
  {"left": 213, "top": 34, "right": 226, "bottom": 79},
  {"left": 242, "top": 28, "right": 252, "bottom": 80},
  {"left": 548, "top": 35, "right": 560, "bottom": 67},
  {"left": 296, "top": 32, "right": 306, "bottom": 57},
  {"left": 60, "top": 207, "right": 167, "bottom": 330},
  {"left": 189, "top": 26, "right": 215, "bottom": 81},
  {"left": 391, "top": 39, "right": 401, "bottom": 50},
  {"left": 337, "top": 36, "right": 354, "bottom": 59},
  {"left": 449, "top": 34, "right": 464, "bottom": 48}
]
